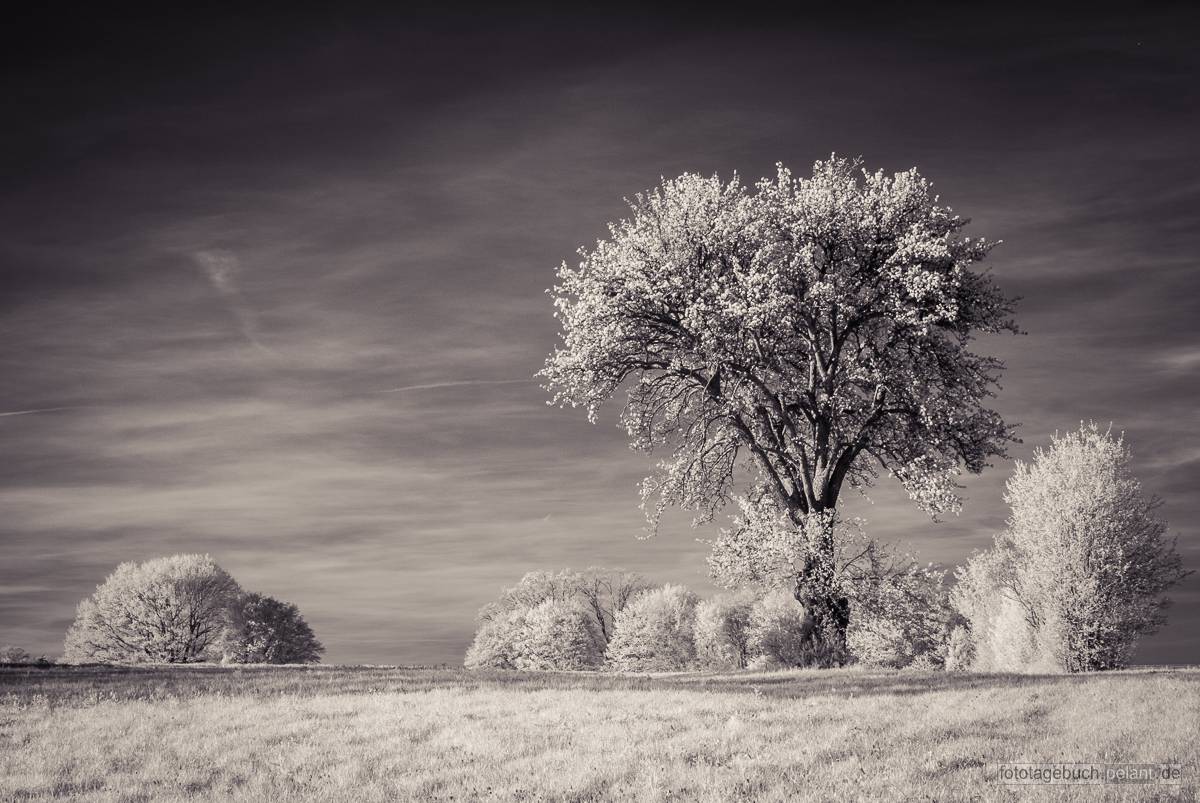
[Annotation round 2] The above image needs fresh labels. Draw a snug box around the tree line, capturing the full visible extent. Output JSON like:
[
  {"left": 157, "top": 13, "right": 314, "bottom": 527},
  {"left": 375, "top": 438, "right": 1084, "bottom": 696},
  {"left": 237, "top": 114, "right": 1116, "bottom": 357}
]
[
  {"left": 467, "top": 426, "right": 1188, "bottom": 674},
  {"left": 1, "top": 426, "right": 1185, "bottom": 672}
]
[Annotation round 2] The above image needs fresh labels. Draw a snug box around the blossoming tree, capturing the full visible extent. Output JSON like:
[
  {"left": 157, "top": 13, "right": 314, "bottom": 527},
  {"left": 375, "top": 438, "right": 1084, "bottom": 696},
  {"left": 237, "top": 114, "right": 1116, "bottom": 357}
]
[
  {"left": 542, "top": 157, "right": 1017, "bottom": 661},
  {"left": 953, "top": 424, "right": 1190, "bottom": 672}
]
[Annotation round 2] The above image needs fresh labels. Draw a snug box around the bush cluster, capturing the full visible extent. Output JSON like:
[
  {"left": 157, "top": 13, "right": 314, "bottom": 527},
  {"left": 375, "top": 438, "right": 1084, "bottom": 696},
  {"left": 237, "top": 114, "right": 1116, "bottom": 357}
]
[{"left": 466, "top": 569, "right": 955, "bottom": 672}]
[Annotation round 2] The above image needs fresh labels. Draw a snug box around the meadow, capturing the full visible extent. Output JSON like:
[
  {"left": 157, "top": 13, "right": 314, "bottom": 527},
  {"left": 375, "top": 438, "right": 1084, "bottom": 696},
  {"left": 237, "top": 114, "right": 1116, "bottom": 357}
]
[{"left": 1, "top": 664, "right": 1197, "bottom": 802}]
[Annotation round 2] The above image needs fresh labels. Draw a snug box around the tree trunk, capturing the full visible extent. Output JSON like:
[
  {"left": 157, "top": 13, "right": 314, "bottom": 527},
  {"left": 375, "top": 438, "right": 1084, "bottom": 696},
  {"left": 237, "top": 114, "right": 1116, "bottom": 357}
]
[{"left": 792, "top": 514, "right": 850, "bottom": 667}]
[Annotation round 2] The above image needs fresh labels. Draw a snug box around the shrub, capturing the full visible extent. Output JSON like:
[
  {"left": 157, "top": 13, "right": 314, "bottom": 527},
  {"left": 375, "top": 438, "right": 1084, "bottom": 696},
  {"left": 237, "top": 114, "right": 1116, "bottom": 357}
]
[
  {"left": 465, "top": 568, "right": 649, "bottom": 670},
  {"left": 606, "top": 585, "right": 698, "bottom": 671},
  {"left": 693, "top": 592, "right": 755, "bottom": 669},
  {"left": 848, "top": 564, "right": 955, "bottom": 669},
  {"left": 747, "top": 589, "right": 814, "bottom": 668},
  {"left": 512, "top": 599, "right": 605, "bottom": 671},
  {"left": 222, "top": 592, "right": 324, "bottom": 664}
]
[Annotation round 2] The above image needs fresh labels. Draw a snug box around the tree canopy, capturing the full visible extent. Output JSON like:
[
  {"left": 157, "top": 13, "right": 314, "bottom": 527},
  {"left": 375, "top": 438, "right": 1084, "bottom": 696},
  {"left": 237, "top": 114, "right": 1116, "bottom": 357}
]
[
  {"left": 543, "top": 156, "right": 1016, "bottom": 529},
  {"left": 63, "top": 554, "right": 241, "bottom": 664},
  {"left": 542, "top": 156, "right": 1017, "bottom": 661},
  {"left": 222, "top": 592, "right": 324, "bottom": 664}
]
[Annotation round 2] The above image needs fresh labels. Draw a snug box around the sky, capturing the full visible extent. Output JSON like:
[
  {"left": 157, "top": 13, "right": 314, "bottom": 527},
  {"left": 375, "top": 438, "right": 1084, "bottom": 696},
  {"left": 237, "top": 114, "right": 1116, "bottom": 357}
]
[{"left": 2, "top": 5, "right": 1198, "bottom": 665}]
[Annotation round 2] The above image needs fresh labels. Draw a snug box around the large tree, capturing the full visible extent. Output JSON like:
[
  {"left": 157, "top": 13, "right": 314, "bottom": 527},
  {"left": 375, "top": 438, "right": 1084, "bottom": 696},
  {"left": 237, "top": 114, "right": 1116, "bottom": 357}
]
[
  {"left": 63, "top": 554, "right": 241, "bottom": 664},
  {"left": 542, "top": 157, "right": 1017, "bottom": 661}
]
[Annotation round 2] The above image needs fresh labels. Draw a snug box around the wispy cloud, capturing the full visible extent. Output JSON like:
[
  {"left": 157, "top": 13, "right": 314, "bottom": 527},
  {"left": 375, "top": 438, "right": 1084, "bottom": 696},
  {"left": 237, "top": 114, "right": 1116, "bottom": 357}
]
[
  {"left": 376, "top": 379, "right": 534, "bottom": 393},
  {"left": 193, "top": 250, "right": 277, "bottom": 356},
  {"left": 0, "top": 406, "right": 93, "bottom": 418}
]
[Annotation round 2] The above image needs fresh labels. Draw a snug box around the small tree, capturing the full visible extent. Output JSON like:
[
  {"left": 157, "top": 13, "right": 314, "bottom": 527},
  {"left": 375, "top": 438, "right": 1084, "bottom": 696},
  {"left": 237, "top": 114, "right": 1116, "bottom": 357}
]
[
  {"left": 222, "top": 592, "right": 324, "bottom": 664},
  {"left": 950, "top": 545, "right": 1042, "bottom": 671},
  {"left": 513, "top": 599, "right": 605, "bottom": 671},
  {"left": 0, "top": 645, "right": 32, "bottom": 664},
  {"left": 848, "top": 563, "right": 955, "bottom": 669},
  {"left": 465, "top": 570, "right": 583, "bottom": 670},
  {"left": 465, "top": 568, "right": 651, "bottom": 669},
  {"left": 943, "top": 624, "right": 974, "bottom": 672},
  {"left": 606, "top": 585, "right": 698, "bottom": 671},
  {"left": 953, "top": 424, "right": 1191, "bottom": 672},
  {"left": 464, "top": 608, "right": 527, "bottom": 670},
  {"left": 63, "top": 554, "right": 241, "bottom": 664},
  {"left": 576, "top": 567, "right": 650, "bottom": 646},
  {"left": 747, "top": 588, "right": 815, "bottom": 668},
  {"left": 693, "top": 591, "right": 756, "bottom": 669}
]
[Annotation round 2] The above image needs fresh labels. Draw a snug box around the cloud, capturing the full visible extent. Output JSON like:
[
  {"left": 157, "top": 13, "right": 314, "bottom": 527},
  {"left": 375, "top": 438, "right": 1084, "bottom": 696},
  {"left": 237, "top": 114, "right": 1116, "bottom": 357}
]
[
  {"left": 377, "top": 379, "right": 535, "bottom": 393},
  {"left": 0, "top": 406, "right": 93, "bottom": 418},
  {"left": 193, "top": 249, "right": 277, "bottom": 356}
]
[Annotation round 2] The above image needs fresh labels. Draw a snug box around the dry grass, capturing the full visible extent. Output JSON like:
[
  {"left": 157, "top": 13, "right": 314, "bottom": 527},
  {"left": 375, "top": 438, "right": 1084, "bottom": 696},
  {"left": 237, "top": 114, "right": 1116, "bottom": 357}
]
[{"left": 1, "top": 664, "right": 1197, "bottom": 801}]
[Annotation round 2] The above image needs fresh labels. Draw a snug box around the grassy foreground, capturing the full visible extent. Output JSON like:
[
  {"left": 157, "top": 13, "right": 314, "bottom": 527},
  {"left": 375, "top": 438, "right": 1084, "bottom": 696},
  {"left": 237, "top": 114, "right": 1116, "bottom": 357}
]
[{"left": 1, "top": 665, "right": 1197, "bottom": 801}]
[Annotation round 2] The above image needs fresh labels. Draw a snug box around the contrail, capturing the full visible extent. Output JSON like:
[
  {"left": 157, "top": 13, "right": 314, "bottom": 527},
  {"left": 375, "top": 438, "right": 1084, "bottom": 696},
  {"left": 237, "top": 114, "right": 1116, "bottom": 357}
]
[
  {"left": 376, "top": 379, "right": 534, "bottom": 393},
  {"left": 0, "top": 406, "right": 89, "bottom": 418}
]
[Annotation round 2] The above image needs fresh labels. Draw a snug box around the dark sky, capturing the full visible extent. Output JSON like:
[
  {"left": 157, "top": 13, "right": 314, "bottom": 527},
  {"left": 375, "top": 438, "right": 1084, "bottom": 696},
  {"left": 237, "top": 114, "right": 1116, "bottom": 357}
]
[{"left": 2, "top": 5, "right": 1198, "bottom": 665}]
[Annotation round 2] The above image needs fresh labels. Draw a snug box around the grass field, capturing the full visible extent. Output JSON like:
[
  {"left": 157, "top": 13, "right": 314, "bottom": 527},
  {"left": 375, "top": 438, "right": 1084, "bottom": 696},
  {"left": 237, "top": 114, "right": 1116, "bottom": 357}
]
[{"left": 1, "top": 665, "right": 1197, "bottom": 801}]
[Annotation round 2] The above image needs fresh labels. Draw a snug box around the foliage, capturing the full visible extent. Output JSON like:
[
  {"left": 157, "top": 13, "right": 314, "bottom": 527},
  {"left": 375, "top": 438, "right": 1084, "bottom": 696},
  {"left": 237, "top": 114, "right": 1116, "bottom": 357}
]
[
  {"left": 512, "top": 599, "right": 605, "bottom": 671},
  {"left": 950, "top": 546, "right": 1043, "bottom": 671},
  {"left": 63, "top": 554, "right": 242, "bottom": 664},
  {"left": 605, "top": 585, "right": 699, "bottom": 671},
  {"left": 482, "top": 569, "right": 583, "bottom": 615},
  {"left": 943, "top": 624, "right": 974, "bottom": 672},
  {"left": 222, "top": 592, "right": 324, "bottom": 664},
  {"left": 465, "top": 568, "right": 635, "bottom": 670},
  {"left": 576, "top": 567, "right": 650, "bottom": 645},
  {"left": 541, "top": 158, "right": 1017, "bottom": 642},
  {"left": 708, "top": 507, "right": 894, "bottom": 595},
  {"left": 0, "top": 646, "right": 50, "bottom": 664},
  {"left": 712, "top": 510, "right": 950, "bottom": 668},
  {"left": 464, "top": 609, "right": 526, "bottom": 670},
  {"left": 746, "top": 589, "right": 817, "bottom": 668},
  {"left": 952, "top": 424, "right": 1191, "bottom": 672},
  {"left": 848, "top": 562, "right": 956, "bottom": 669},
  {"left": 693, "top": 591, "right": 756, "bottom": 669}
]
